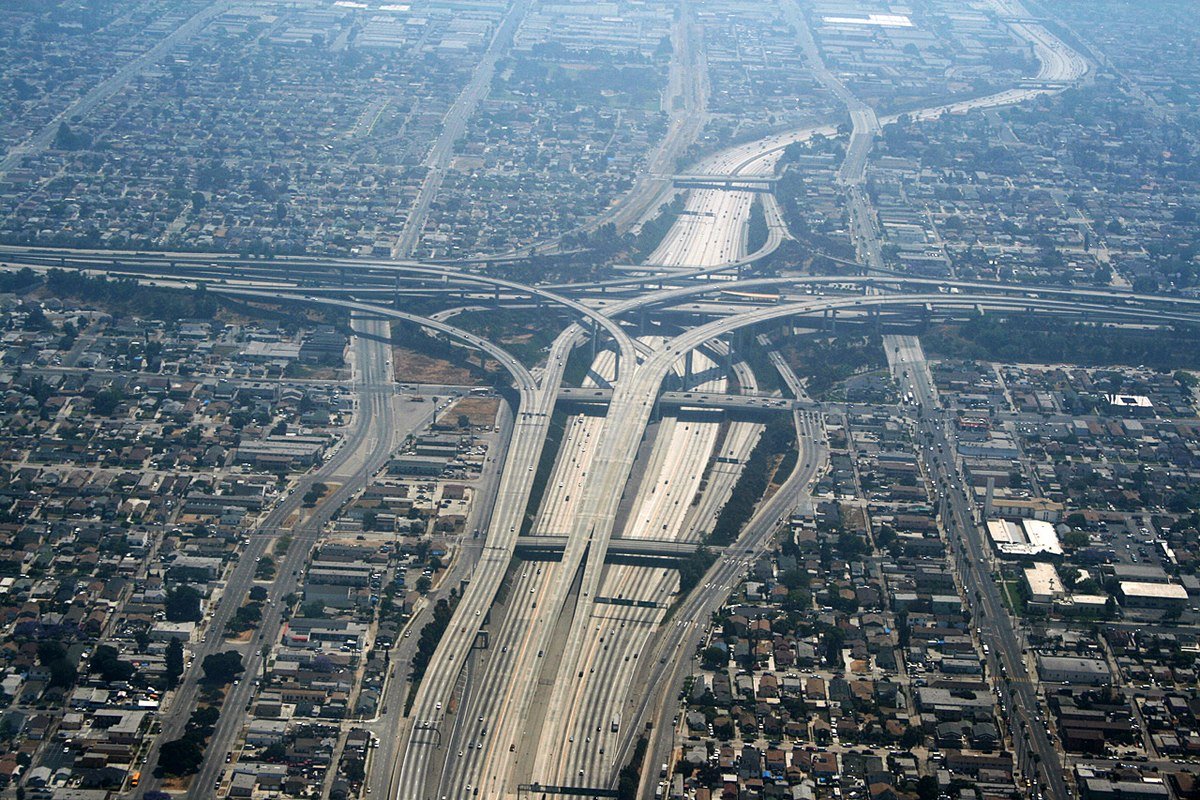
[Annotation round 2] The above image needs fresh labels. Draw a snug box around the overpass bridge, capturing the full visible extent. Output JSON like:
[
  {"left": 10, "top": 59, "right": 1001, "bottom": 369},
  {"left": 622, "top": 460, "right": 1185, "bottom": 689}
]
[
  {"left": 556, "top": 386, "right": 810, "bottom": 416},
  {"left": 670, "top": 173, "right": 781, "bottom": 191},
  {"left": 514, "top": 534, "right": 710, "bottom": 565}
]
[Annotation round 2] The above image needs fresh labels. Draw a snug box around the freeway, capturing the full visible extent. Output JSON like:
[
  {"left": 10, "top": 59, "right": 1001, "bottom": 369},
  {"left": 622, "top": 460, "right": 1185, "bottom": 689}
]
[
  {"left": 432, "top": 349, "right": 617, "bottom": 798},
  {"left": 15, "top": 247, "right": 1200, "bottom": 327},
  {"left": 533, "top": 345, "right": 747, "bottom": 788},
  {"left": 43, "top": 268, "right": 1193, "bottom": 800},
  {"left": 989, "top": 0, "right": 1089, "bottom": 85},
  {"left": 392, "top": 323, "right": 581, "bottom": 799},
  {"left": 594, "top": 272, "right": 1200, "bottom": 321},
  {"left": 895, "top": 334, "right": 1070, "bottom": 800},
  {"left": 0, "top": 2, "right": 1125, "bottom": 798}
]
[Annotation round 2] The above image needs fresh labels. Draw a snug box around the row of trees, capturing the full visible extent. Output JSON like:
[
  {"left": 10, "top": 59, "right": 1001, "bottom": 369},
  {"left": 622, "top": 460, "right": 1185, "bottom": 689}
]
[
  {"left": 44, "top": 269, "right": 222, "bottom": 321},
  {"left": 925, "top": 317, "right": 1200, "bottom": 371},
  {"left": 405, "top": 598, "right": 454, "bottom": 713},
  {"left": 782, "top": 335, "right": 887, "bottom": 399},
  {"left": 157, "top": 651, "right": 244, "bottom": 776},
  {"left": 708, "top": 418, "right": 797, "bottom": 546},
  {"left": 746, "top": 196, "right": 768, "bottom": 254},
  {"left": 158, "top": 705, "right": 221, "bottom": 776}
]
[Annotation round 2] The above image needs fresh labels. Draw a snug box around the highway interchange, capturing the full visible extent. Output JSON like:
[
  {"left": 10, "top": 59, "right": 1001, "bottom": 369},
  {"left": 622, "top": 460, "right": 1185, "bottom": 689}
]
[{"left": 0, "top": 5, "right": 1188, "bottom": 800}]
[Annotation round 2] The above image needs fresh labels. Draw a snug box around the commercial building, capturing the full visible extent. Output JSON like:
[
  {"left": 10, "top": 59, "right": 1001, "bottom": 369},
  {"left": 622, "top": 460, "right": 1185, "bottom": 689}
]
[
  {"left": 1080, "top": 777, "right": 1169, "bottom": 800},
  {"left": 388, "top": 454, "right": 449, "bottom": 476},
  {"left": 987, "top": 518, "right": 1063, "bottom": 558},
  {"left": 1118, "top": 581, "right": 1189, "bottom": 610},
  {"left": 1023, "top": 563, "right": 1066, "bottom": 606},
  {"left": 1037, "top": 655, "right": 1111, "bottom": 686}
]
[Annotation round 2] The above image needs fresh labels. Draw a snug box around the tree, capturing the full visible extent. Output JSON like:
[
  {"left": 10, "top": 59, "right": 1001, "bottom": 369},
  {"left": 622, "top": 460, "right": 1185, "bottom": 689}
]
[
  {"left": 166, "top": 585, "right": 203, "bottom": 622},
  {"left": 186, "top": 706, "right": 220, "bottom": 736},
  {"left": 48, "top": 658, "right": 78, "bottom": 689},
  {"left": 166, "top": 638, "right": 184, "bottom": 690},
  {"left": 457, "top": 414, "right": 471, "bottom": 429},
  {"left": 343, "top": 759, "right": 365, "bottom": 782},
  {"left": 1062, "top": 529, "right": 1089, "bottom": 550},
  {"left": 701, "top": 646, "right": 728, "bottom": 669},
  {"left": 201, "top": 651, "right": 244, "bottom": 685},
  {"left": 233, "top": 603, "right": 262, "bottom": 627},
  {"left": 39, "top": 641, "right": 77, "bottom": 689},
  {"left": 158, "top": 737, "right": 204, "bottom": 776},
  {"left": 416, "top": 575, "right": 432, "bottom": 594},
  {"left": 249, "top": 586, "right": 268, "bottom": 602},
  {"left": 89, "top": 645, "right": 135, "bottom": 683},
  {"left": 54, "top": 122, "right": 91, "bottom": 151},
  {"left": 899, "top": 725, "right": 924, "bottom": 748},
  {"left": 822, "top": 627, "right": 845, "bottom": 667},
  {"left": 91, "top": 387, "right": 125, "bottom": 416}
]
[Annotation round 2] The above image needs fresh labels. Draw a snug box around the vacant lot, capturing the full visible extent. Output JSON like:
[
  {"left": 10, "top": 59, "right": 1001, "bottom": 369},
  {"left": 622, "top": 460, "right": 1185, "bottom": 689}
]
[
  {"left": 440, "top": 396, "right": 501, "bottom": 428},
  {"left": 392, "top": 345, "right": 475, "bottom": 385}
]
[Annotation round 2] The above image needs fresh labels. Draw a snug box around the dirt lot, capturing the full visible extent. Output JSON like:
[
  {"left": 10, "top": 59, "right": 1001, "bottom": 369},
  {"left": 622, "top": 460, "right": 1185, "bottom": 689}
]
[
  {"left": 440, "top": 396, "right": 501, "bottom": 428},
  {"left": 392, "top": 345, "right": 475, "bottom": 385}
]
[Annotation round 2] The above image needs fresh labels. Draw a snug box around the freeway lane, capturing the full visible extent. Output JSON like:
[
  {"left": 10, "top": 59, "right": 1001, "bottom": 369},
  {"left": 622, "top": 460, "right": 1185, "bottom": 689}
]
[
  {"left": 149, "top": 284, "right": 551, "bottom": 800},
  {"left": 534, "top": 345, "right": 746, "bottom": 788},
  {"left": 361, "top": 393, "right": 514, "bottom": 798},
  {"left": 16, "top": 250, "right": 1200, "bottom": 325},
  {"left": 436, "top": 350, "right": 617, "bottom": 798},
  {"left": 0, "top": 251, "right": 641, "bottom": 376},
  {"left": 189, "top": 314, "right": 403, "bottom": 799}
]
